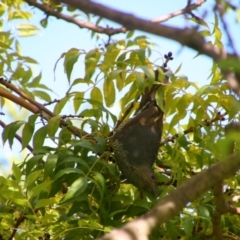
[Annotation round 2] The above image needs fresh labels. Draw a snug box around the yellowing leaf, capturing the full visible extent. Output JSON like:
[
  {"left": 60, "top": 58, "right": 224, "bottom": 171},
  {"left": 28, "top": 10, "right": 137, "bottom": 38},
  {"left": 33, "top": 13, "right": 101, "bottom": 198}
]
[{"left": 103, "top": 77, "right": 115, "bottom": 107}]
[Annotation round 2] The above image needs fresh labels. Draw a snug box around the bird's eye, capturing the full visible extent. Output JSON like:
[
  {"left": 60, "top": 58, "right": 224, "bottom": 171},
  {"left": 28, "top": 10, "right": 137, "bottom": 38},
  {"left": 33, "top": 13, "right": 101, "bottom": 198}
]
[{"left": 150, "top": 174, "right": 156, "bottom": 180}]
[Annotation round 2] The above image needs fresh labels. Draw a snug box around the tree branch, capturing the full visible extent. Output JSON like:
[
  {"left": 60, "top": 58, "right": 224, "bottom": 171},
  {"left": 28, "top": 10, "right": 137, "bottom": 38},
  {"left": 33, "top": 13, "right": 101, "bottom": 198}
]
[
  {"left": 97, "top": 152, "right": 240, "bottom": 240},
  {"left": 151, "top": 0, "right": 205, "bottom": 23},
  {"left": 59, "top": 0, "right": 229, "bottom": 61},
  {"left": 24, "top": 0, "right": 126, "bottom": 35},
  {"left": 160, "top": 112, "right": 227, "bottom": 147},
  {"left": 0, "top": 78, "right": 84, "bottom": 139},
  {"left": 58, "top": 0, "right": 240, "bottom": 95}
]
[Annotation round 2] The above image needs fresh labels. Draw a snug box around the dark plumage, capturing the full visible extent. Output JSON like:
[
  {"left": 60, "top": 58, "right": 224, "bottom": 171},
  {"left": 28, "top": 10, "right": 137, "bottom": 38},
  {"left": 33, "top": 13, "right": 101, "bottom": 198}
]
[{"left": 113, "top": 69, "right": 167, "bottom": 196}]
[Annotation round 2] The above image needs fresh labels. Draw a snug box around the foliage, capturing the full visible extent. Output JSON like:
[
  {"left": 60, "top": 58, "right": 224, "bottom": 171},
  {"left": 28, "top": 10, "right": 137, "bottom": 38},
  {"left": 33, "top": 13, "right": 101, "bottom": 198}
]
[{"left": 1, "top": 1, "right": 240, "bottom": 240}]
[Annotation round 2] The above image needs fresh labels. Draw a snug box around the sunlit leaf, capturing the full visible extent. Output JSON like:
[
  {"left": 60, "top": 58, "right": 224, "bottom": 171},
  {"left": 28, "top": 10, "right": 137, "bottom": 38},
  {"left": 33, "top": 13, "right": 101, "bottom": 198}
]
[
  {"left": 64, "top": 48, "right": 81, "bottom": 82},
  {"left": 103, "top": 77, "right": 115, "bottom": 107}
]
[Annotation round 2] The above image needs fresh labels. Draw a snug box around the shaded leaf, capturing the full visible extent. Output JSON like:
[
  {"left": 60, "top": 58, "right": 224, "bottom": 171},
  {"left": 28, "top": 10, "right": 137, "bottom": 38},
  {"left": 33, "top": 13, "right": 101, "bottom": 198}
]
[
  {"left": 48, "top": 116, "right": 61, "bottom": 138},
  {"left": 22, "top": 122, "right": 34, "bottom": 150},
  {"left": 33, "top": 126, "right": 48, "bottom": 150},
  {"left": 60, "top": 177, "right": 88, "bottom": 204}
]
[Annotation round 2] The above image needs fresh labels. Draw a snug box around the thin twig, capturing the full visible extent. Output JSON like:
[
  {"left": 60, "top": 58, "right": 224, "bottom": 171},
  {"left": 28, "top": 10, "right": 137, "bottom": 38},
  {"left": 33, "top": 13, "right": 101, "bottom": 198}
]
[
  {"left": 151, "top": 0, "right": 206, "bottom": 23},
  {"left": 215, "top": 3, "right": 238, "bottom": 55},
  {"left": 160, "top": 112, "right": 227, "bottom": 147}
]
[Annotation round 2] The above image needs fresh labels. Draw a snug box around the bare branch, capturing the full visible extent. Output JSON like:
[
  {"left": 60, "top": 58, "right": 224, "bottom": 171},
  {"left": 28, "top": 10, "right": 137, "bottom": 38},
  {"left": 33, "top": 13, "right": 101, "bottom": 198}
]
[
  {"left": 160, "top": 112, "right": 227, "bottom": 147},
  {"left": 151, "top": 0, "right": 206, "bottom": 23},
  {"left": 24, "top": 0, "right": 126, "bottom": 35},
  {"left": 222, "top": 234, "right": 240, "bottom": 240},
  {"left": 215, "top": 2, "right": 238, "bottom": 55},
  {"left": 0, "top": 78, "right": 84, "bottom": 139}
]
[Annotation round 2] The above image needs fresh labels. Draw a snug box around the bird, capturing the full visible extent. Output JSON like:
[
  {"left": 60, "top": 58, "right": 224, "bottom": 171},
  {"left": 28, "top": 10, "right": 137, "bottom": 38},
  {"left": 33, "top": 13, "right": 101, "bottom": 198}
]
[{"left": 113, "top": 69, "right": 168, "bottom": 196}]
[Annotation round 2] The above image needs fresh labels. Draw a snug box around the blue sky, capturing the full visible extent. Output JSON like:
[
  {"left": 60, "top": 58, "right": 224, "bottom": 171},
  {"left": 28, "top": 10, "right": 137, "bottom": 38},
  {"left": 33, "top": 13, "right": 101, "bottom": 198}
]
[{"left": 1, "top": 0, "right": 239, "bottom": 173}]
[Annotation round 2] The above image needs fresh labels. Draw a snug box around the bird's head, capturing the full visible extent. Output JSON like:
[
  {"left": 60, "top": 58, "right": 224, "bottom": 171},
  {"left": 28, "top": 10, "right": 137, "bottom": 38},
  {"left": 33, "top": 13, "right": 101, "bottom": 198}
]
[{"left": 129, "top": 165, "right": 158, "bottom": 197}]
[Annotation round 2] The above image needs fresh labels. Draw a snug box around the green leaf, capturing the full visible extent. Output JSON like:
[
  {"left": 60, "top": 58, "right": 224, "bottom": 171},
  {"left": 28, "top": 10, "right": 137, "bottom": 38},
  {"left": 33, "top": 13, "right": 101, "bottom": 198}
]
[
  {"left": 22, "top": 122, "right": 34, "bottom": 150},
  {"left": 74, "top": 92, "right": 84, "bottom": 113},
  {"left": 54, "top": 96, "right": 68, "bottom": 115},
  {"left": 59, "top": 156, "right": 89, "bottom": 170},
  {"left": 26, "top": 155, "right": 44, "bottom": 175},
  {"left": 103, "top": 77, "right": 115, "bottom": 107},
  {"left": 199, "top": 205, "right": 210, "bottom": 217},
  {"left": 109, "top": 69, "right": 124, "bottom": 91},
  {"left": 135, "top": 72, "right": 145, "bottom": 91},
  {"left": 33, "top": 126, "right": 48, "bottom": 150},
  {"left": 48, "top": 116, "right": 61, "bottom": 138},
  {"left": 119, "top": 82, "right": 139, "bottom": 109},
  {"left": 91, "top": 87, "right": 103, "bottom": 109},
  {"left": 16, "top": 23, "right": 39, "bottom": 36},
  {"left": 59, "top": 127, "right": 72, "bottom": 145},
  {"left": 60, "top": 177, "right": 88, "bottom": 204},
  {"left": 12, "top": 163, "right": 21, "bottom": 182},
  {"left": 85, "top": 48, "right": 101, "bottom": 79},
  {"left": 28, "top": 181, "right": 51, "bottom": 199},
  {"left": 25, "top": 170, "right": 42, "bottom": 187},
  {"left": 10, "top": 197, "right": 29, "bottom": 207},
  {"left": 16, "top": 23, "right": 39, "bottom": 31},
  {"left": 176, "top": 93, "right": 192, "bottom": 120},
  {"left": 126, "top": 30, "right": 134, "bottom": 38},
  {"left": 187, "top": 16, "right": 208, "bottom": 27},
  {"left": 28, "top": 114, "right": 38, "bottom": 124},
  {"left": 44, "top": 154, "right": 58, "bottom": 179},
  {"left": 155, "top": 85, "right": 165, "bottom": 112},
  {"left": 73, "top": 139, "right": 94, "bottom": 151},
  {"left": 136, "top": 49, "right": 145, "bottom": 65},
  {"left": 35, "top": 198, "right": 55, "bottom": 208},
  {"left": 32, "top": 90, "right": 51, "bottom": 102},
  {"left": 199, "top": 30, "right": 211, "bottom": 37},
  {"left": 28, "top": 72, "right": 42, "bottom": 87},
  {"left": 40, "top": 18, "right": 48, "bottom": 28},
  {"left": 53, "top": 168, "right": 84, "bottom": 181},
  {"left": 0, "top": 177, "right": 20, "bottom": 189},
  {"left": 21, "top": 67, "right": 32, "bottom": 84},
  {"left": 183, "top": 217, "right": 194, "bottom": 237},
  {"left": 218, "top": 58, "right": 240, "bottom": 72},
  {"left": 80, "top": 108, "right": 101, "bottom": 119},
  {"left": 104, "top": 45, "right": 121, "bottom": 64},
  {"left": 137, "top": 66, "right": 155, "bottom": 87},
  {"left": 92, "top": 171, "right": 105, "bottom": 203},
  {"left": 2, "top": 121, "right": 24, "bottom": 148},
  {"left": 64, "top": 48, "right": 81, "bottom": 82}
]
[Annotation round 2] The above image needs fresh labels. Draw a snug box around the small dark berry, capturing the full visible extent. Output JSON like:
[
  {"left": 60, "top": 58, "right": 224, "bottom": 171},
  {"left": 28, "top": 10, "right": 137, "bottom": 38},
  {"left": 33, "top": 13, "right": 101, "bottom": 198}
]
[
  {"left": 222, "top": 117, "right": 226, "bottom": 121},
  {"left": 168, "top": 51, "right": 172, "bottom": 57},
  {"left": 218, "top": 111, "right": 221, "bottom": 115},
  {"left": 164, "top": 54, "right": 168, "bottom": 59},
  {"left": 163, "top": 63, "right": 167, "bottom": 68},
  {"left": 170, "top": 57, "right": 174, "bottom": 60}
]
